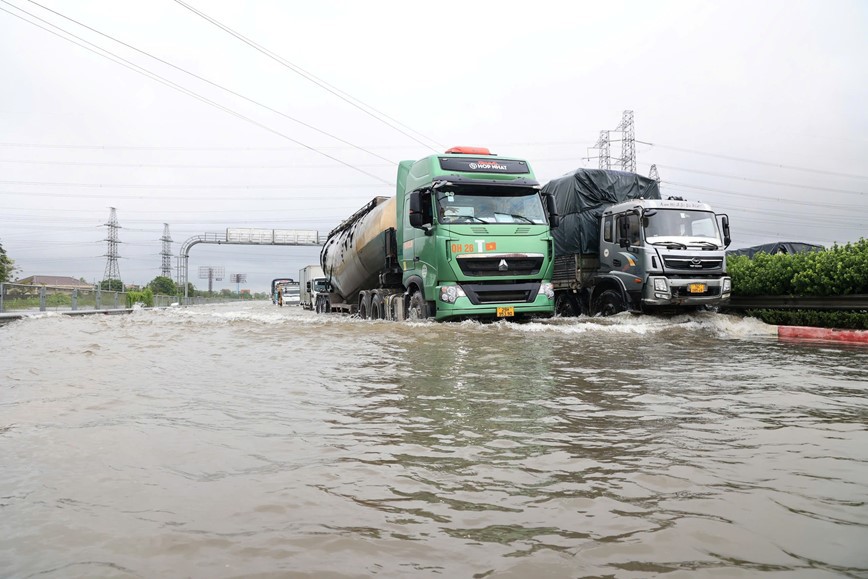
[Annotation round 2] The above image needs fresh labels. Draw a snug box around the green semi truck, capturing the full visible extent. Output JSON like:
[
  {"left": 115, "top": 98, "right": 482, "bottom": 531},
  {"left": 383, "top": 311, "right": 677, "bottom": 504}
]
[{"left": 317, "top": 147, "right": 558, "bottom": 321}]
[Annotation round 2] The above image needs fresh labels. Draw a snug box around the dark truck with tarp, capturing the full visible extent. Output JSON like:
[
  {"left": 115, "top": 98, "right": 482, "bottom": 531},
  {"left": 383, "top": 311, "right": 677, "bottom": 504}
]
[
  {"left": 544, "top": 168, "right": 732, "bottom": 316},
  {"left": 317, "top": 147, "right": 558, "bottom": 321}
]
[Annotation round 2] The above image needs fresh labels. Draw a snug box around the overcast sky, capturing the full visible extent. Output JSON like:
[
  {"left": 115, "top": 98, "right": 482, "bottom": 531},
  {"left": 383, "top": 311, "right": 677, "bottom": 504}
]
[{"left": 1, "top": 0, "right": 866, "bottom": 293}]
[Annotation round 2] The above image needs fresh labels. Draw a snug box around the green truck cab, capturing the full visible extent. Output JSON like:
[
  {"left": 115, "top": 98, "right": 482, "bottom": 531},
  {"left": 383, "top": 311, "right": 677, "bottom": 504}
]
[{"left": 320, "top": 147, "right": 558, "bottom": 321}]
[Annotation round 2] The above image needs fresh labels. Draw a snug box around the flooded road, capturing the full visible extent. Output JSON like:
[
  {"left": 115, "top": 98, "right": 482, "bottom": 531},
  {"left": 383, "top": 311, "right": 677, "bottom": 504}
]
[{"left": 1, "top": 302, "right": 867, "bottom": 577}]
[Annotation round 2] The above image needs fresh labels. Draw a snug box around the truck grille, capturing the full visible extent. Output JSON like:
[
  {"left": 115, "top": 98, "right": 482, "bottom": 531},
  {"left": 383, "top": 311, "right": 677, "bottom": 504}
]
[
  {"left": 456, "top": 253, "right": 543, "bottom": 277},
  {"left": 663, "top": 256, "right": 723, "bottom": 271},
  {"left": 461, "top": 282, "right": 541, "bottom": 304}
]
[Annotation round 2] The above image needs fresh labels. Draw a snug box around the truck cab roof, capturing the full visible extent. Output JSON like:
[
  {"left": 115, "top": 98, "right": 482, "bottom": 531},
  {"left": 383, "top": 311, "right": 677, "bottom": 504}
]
[{"left": 605, "top": 198, "right": 714, "bottom": 215}]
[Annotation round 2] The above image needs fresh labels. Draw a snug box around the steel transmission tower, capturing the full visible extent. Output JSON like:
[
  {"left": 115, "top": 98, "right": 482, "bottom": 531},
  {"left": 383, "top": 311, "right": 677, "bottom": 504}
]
[
  {"left": 616, "top": 110, "right": 636, "bottom": 172},
  {"left": 102, "top": 207, "right": 122, "bottom": 283},
  {"left": 649, "top": 164, "right": 660, "bottom": 182},
  {"left": 160, "top": 223, "right": 173, "bottom": 278},
  {"left": 594, "top": 130, "right": 611, "bottom": 169}
]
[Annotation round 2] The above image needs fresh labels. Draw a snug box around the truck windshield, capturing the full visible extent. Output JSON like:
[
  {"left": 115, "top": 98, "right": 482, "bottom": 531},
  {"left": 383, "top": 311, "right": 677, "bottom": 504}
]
[
  {"left": 436, "top": 190, "right": 546, "bottom": 224},
  {"left": 645, "top": 210, "right": 721, "bottom": 243},
  {"left": 313, "top": 279, "right": 328, "bottom": 292}
]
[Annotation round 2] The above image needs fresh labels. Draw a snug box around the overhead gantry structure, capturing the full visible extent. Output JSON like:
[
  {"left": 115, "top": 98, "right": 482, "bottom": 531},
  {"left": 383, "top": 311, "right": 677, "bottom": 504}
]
[{"left": 177, "top": 228, "right": 322, "bottom": 299}]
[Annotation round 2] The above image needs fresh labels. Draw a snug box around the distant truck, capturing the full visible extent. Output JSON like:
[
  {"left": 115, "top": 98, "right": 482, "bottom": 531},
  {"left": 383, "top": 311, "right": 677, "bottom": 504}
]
[
  {"left": 298, "top": 265, "right": 327, "bottom": 310},
  {"left": 317, "top": 147, "right": 558, "bottom": 321},
  {"left": 544, "top": 168, "right": 732, "bottom": 316},
  {"left": 271, "top": 277, "right": 294, "bottom": 304},
  {"left": 275, "top": 280, "right": 300, "bottom": 306}
]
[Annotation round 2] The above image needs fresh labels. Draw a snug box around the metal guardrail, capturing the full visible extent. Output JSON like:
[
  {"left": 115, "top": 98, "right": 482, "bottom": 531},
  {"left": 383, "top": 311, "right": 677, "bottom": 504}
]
[
  {"left": 0, "top": 282, "right": 264, "bottom": 314},
  {"left": 723, "top": 294, "right": 868, "bottom": 311},
  {"left": 1, "top": 282, "right": 121, "bottom": 313}
]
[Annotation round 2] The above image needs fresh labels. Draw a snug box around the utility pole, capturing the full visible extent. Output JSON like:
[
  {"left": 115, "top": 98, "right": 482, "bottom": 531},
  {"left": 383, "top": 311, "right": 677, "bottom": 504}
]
[
  {"left": 649, "top": 164, "right": 660, "bottom": 182},
  {"left": 160, "top": 223, "right": 173, "bottom": 278},
  {"left": 102, "top": 207, "right": 122, "bottom": 286}
]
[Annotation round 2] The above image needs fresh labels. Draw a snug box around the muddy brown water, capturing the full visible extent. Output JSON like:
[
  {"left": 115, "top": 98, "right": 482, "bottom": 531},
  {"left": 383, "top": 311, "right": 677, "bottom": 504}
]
[{"left": 1, "top": 302, "right": 866, "bottom": 577}]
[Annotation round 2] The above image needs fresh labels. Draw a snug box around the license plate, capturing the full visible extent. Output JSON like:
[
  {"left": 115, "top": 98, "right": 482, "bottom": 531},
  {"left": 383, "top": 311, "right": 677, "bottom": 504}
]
[
  {"left": 496, "top": 307, "right": 514, "bottom": 317},
  {"left": 688, "top": 283, "right": 706, "bottom": 294}
]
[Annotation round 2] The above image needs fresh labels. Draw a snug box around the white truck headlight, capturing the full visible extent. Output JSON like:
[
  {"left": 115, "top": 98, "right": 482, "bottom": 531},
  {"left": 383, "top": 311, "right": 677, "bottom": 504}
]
[
  {"left": 538, "top": 282, "right": 554, "bottom": 299},
  {"left": 653, "top": 278, "right": 668, "bottom": 292},
  {"left": 439, "top": 285, "right": 465, "bottom": 303},
  {"left": 723, "top": 278, "right": 732, "bottom": 293}
]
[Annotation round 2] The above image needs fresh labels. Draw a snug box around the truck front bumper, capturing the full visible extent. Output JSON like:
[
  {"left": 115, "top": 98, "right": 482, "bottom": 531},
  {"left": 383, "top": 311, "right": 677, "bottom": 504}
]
[
  {"left": 643, "top": 276, "right": 731, "bottom": 307},
  {"left": 434, "top": 293, "right": 554, "bottom": 321}
]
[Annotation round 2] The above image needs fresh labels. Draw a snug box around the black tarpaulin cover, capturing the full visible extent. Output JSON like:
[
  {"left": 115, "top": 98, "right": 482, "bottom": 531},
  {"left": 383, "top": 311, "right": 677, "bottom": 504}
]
[
  {"left": 727, "top": 241, "right": 825, "bottom": 258},
  {"left": 542, "top": 168, "right": 660, "bottom": 255}
]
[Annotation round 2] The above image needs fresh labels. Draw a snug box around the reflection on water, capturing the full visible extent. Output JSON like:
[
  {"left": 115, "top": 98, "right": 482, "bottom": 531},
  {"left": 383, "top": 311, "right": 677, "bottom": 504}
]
[{"left": 1, "top": 303, "right": 866, "bottom": 577}]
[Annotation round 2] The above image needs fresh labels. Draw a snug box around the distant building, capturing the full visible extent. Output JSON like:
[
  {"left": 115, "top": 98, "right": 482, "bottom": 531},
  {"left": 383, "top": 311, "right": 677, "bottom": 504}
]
[{"left": 15, "top": 275, "right": 94, "bottom": 290}]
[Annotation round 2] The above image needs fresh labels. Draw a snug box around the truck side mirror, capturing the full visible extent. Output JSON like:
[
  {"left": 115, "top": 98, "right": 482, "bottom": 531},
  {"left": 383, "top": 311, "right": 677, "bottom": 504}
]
[
  {"left": 618, "top": 217, "right": 631, "bottom": 248},
  {"left": 409, "top": 191, "right": 424, "bottom": 228},
  {"left": 720, "top": 214, "right": 731, "bottom": 248},
  {"left": 544, "top": 193, "right": 560, "bottom": 228}
]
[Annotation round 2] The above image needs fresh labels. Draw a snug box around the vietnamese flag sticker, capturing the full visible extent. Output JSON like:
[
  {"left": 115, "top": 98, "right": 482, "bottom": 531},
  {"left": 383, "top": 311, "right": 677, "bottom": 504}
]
[{"left": 485, "top": 242, "right": 497, "bottom": 251}]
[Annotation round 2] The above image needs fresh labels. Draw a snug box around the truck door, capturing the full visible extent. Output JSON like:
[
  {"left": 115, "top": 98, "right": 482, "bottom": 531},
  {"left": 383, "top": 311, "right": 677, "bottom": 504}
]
[
  {"left": 402, "top": 192, "right": 416, "bottom": 269},
  {"left": 404, "top": 190, "right": 436, "bottom": 292}
]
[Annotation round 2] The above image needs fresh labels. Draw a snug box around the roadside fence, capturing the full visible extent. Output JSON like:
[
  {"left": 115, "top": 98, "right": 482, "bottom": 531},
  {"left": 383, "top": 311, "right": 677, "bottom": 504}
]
[{"left": 0, "top": 283, "right": 239, "bottom": 314}]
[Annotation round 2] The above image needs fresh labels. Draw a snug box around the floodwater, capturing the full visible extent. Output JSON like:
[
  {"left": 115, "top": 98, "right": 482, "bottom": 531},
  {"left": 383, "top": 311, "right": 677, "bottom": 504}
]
[{"left": 1, "top": 302, "right": 866, "bottom": 578}]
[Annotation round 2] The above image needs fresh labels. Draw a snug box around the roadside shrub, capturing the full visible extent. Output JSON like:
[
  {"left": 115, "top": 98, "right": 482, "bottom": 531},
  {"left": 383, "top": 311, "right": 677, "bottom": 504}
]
[
  {"left": 730, "top": 238, "right": 868, "bottom": 296},
  {"left": 126, "top": 288, "right": 154, "bottom": 307},
  {"left": 746, "top": 309, "right": 868, "bottom": 330}
]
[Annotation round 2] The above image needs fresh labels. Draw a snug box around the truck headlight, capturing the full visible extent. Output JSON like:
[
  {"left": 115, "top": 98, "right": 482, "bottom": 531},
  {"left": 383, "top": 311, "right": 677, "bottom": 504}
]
[
  {"left": 439, "top": 285, "right": 465, "bottom": 303},
  {"left": 653, "top": 278, "right": 668, "bottom": 292},
  {"left": 538, "top": 282, "right": 554, "bottom": 299},
  {"left": 723, "top": 278, "right": 732, "bottom": 293}
]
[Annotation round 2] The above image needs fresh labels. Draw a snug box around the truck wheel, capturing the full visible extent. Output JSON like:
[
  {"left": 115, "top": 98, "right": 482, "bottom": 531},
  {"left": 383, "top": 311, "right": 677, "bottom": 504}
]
[
  {"left": 358, "top": 291, "right": 371, "bottom": 320},
  {"left": 370, "top": 293, "right": 385, "bottom": 320},
  {"left": 594, "top": 289, "right": 626, "bottom": 316},
  {"left": 555, "top": 293, "right": 580, "bottom": 317},
  {"left": 407, "top": 290, "right": 428, "bottom": 321}
]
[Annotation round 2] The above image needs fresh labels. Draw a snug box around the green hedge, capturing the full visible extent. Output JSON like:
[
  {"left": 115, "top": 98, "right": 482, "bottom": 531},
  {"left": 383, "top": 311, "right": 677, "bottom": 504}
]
[
  {"left": 745, "top": 309, "right": 867, "bottom": 330},
  {"left": 729, "top": 238, "right": 868, "bottom": 296},
  {"left": 126, "top": 288, "right": 154, "bottom": 307}
]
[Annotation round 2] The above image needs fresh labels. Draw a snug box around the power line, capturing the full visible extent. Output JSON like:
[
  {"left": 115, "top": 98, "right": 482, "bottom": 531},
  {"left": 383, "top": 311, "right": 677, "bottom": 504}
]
[
  {"left": 643, "top": 163, "right": 864, "bottom": 196},
  {"left": 0, "top": 179, "right": 383, "bottom": 189},
  {"left": 0, "top": 189, "right": 385, "bottom": 201},
  {"left": 638, "top": 140, "right": 868, "bottom": 180},
  {"left": 0, "top": 2, "right": 394, "bottom": 186},
  {"left": 172, "top": 0, "right": 444, "bottom": 153},
  {"left": 0, "top": 158, "right": 392, "bottom": 169},
  {"left": 660, "top": 181, "right": 861, "bottom": 210},
  {"left": 21, "top": 0, "right": 400, "bottom": 168}
]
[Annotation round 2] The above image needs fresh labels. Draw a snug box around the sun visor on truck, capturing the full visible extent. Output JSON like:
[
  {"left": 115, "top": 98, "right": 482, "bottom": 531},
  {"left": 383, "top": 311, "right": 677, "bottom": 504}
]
[{"left": 542, "top": 168, "right": 661, "bottom": 255}]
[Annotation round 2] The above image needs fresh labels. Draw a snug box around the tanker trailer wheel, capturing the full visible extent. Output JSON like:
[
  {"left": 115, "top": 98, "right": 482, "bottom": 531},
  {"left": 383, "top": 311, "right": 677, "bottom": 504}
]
[
  {"left": 594, "top": 289, "right": 626, "bottom": 317},
  {"left": 407, "top": 290, "right": 429, "bottom": 321},
  {"left": 555, "top": 293, "right": 580, "bottom": 317},
  {"left": 358, "top": 291, "right": 372, "bottom": 320},
  {"left": 370, "top": 293, "right": 385, "bottom": 320}
]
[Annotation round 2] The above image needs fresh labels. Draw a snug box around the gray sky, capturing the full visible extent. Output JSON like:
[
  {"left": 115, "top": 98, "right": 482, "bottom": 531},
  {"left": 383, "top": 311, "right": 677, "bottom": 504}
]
[{"left": 1, "top": 0, "right": 866, "bottom": 293}]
